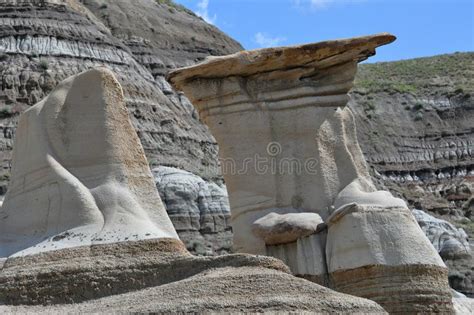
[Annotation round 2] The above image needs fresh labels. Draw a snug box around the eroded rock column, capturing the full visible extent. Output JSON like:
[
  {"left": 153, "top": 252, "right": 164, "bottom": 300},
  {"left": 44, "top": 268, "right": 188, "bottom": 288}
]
[
  {"left": 168, "top": 33, "right": 396, "bottom": 254},
  {"left": 169, "top": 33, "right": 454, "bottom": 313}
]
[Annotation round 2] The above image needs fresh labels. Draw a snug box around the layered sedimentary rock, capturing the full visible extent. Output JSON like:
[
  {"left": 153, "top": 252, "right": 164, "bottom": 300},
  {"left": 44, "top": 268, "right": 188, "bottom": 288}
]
[
  {"left": 0, "top": 68, "right": 179, "bottom": 258},
  {"left": 253, "top": 212, "right": 328, "bottom": 285},
  {"left": 153, "top": 166, "right": 231, "bottom": 254},
  {"left": 351, "top": 53, "right": 473, "bottom": 223},
  {"left": 413, "top": 209, "right": 473, "bottom": 296},
  {"left": 0, "top": 0, "right": 242, "bottom": 254},
  {"left": 327, "top": 203, "right": 452, "bottom": 313},
  {"left": 169, "top": 34, "right": 455, "bottom": 313},
  {"left": 267, "top": 232, "right": 329, "bottom": 286},
  {"left": 0, "top": 67, "right": 386, "bottom": 313},
  {"left": 0, "top": 239, "right": 385, "bottom": 313},
  {"left": 169, "top": 33, "right": 397, "bottom": 254},
  {"left": 413, "top": 209, "right": 470, "bottom": 259}
]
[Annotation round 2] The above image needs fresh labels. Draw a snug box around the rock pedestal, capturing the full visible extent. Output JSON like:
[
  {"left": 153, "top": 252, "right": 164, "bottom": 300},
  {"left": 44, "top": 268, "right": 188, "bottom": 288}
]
[
  {"left": 0, "top": 68, "right": 179, "bottom": 258},
  {"left": 168, "top": 33, "right": 396, "bottom": 254},
  {"left": 169, "top": 34, "right": 454, "bottom": 313},
  {"left": 253, "top": 212, "right": 328, "bottom": 285},
  {"left": 267, "top": 232, "right": 329, "bottom": 286}
]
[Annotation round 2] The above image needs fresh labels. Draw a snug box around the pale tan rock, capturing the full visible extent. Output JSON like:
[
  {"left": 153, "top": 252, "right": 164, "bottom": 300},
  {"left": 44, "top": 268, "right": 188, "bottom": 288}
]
[
  {"left": 0, "top": 68, "right": 179, "bottom": 258},
  {"left": 168, "top": 33, "right": 396, "bottom": 254},
  {"left": 252, "top": 212, "right": 323, "bottom": 245},
  {"left": 326, "top": 203, "right": 445, "bottom": 271},
  {"left": 168, "top": 34, "right": 454, "bottom": 313},
  {"left": 267, "top": 232, "right": 328, "bottom": 286},
  {"left": 0, "top": 239, "right": 386, "bottom": 314},
  {"left": 326, "top": 203, "right": 453, "bottom": 313}
]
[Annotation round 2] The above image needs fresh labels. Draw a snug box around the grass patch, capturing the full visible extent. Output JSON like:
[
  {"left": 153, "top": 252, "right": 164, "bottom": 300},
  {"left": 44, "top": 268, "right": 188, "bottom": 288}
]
[
  {"left": 413, "top": 102, "right": 424, "bottom": 111},
  {"left": 354, "top": 52, "right": 474, "bottom": 96},
  {"left": 38, "top": 59, "right": 49, "bottom": 71},
  {"left": 455, "top": 220, "right": 474, "bottom": 237}
]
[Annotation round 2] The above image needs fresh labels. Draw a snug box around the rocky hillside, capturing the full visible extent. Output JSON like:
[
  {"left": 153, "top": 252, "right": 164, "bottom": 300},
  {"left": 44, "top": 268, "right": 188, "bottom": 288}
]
[
  {"left": 351, "top": 53, "right": 473, "bottom": 237},
  {"left": 0, "top": 0, "right": 240, "bottom": 254},
  {"left": 350, "top": 54, "right": 474, "bottom": 296}
]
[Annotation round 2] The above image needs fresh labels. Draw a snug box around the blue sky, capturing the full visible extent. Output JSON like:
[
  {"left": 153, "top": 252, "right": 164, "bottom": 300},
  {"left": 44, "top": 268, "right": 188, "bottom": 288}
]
[{"left": 174, "top": 0, "right": 474, "bottom": 62}]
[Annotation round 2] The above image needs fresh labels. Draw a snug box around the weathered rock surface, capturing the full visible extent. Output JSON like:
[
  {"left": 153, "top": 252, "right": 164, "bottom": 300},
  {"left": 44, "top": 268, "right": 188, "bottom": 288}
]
[
  {"left": 252, "top": 212, "right": 323, "bottom": 245},
  {"left": 327, "top": 204, "right": 445, "bottom": 271},
  {"left": 0, "top": 0, "right": 242, "bottom": 255},
  {"left": 0, "top": 239, "right": 386, "bottom": 314},
  {"left": 153, "top": 166, "right": 231, "bottom": 254},
  {"left": 351, "top": 53, "right": 474, "bottom": 239},
  {"left": 0, "top": 0, "right": 241, "bottom": 186},
  {"left": 170, "top": 34, "right": 455, "bottom": 313},
  {"left": 452, "top": 291, "right": 474, "bottom": 315},
  {"left": 327, "top": 203, "right": 453, "bottom": 313},
  {"left": 0, "top": 2, "right": 470, "bottom": 298},
  {"left": 412, "top": 209, "right": 473, "bottom": 297},
  {"left": 169, "top": 33, "right": 396, "bottom": 255},
  {"left": 267, "top": 233, "right": 329, "bottom": 287},
  {"left": 0, "top": 68, "right": 179, "bottom": 258},
  {"left": 413, "top": 209, "right": 470, "bottom": 259},
  {"left": 352, "top": 52, "right": 474, "bottom": 297}
]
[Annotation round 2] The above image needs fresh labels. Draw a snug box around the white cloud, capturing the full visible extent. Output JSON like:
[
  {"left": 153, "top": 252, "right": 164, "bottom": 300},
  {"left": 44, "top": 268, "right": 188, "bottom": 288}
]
[
  {"left": 254, "top": 32, "right": 287, "bottom": 48},
  {"left": 293, "top": 0, "right": 366, "bottom": 10},
  {"left": 310, "top": 0, "right": 334, "bottom": 9},
  {"left": 196, "top": 0, "right": 217, "bottom": 25}
]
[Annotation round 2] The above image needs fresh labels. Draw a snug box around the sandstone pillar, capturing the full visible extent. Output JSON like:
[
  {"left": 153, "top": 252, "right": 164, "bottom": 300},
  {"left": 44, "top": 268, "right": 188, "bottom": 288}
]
[
  {"left": 168, "top": 33, "right": 396, "bottom": 254},
  {"left": 169, "top": 34, "right": 454, "bottom": 313}
]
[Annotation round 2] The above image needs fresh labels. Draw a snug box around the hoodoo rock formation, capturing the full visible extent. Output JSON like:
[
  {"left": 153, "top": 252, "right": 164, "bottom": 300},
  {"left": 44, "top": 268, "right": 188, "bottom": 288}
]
[
  {"left": 168, "top": 33, "right": 399, "bottom": 254},
  {"left": 169, "top": 34, "right": 455, "bottom": 313},
  {"left": 0, "top": 0, "right": 470, "bottom": 303},
  {"left": 0, "top": 68, "right": 386, "bottom": 314}
]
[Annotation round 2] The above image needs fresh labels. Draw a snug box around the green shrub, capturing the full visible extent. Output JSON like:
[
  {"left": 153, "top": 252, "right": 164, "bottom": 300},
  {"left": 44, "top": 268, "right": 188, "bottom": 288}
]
[
  {"left": 0, "top": 108, "right": 13, "bottom": 118},
  {"left": 38, "top": 60, "right": 49, "bottom": 71},
  {"left": 413, "top": 102, "right": 424, "bottom": 111},
  {"left": 414, "top": 112, "right": 423, "bottom": 121}
]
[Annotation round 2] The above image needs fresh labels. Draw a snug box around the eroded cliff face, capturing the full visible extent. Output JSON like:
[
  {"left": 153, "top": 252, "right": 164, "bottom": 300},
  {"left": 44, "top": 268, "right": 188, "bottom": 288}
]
[
  {"left": 350, "top": 54, "right": 474, "bottom": 296},
  {"left": 351, "top": 53, "right": 473, "bottom": 230},
  {"left": 0, "top": 0, "right": 241, "bottom": 253}
]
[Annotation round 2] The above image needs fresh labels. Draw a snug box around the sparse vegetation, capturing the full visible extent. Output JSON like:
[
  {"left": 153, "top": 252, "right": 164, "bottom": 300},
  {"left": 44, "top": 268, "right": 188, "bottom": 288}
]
[
  {"left": 414, "top": 112, "right": 424, "bottom": 121},
  {"left": 413, "top": 102, "right": 424, "bottom": 111},
  {"left": 38, "top": 59, "right": 49, "bottom": 71},
  {"left": 0, "top": 108, "right": 14, "bottom": 118},
  {"left": 354, "top": 52, "right": 474, "bottom": 96},
  {"left": 367, "top": 102, "right": 376, "bottom": 111}
]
